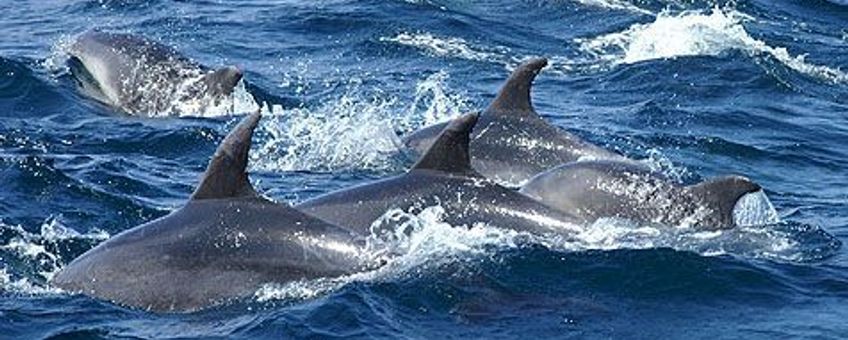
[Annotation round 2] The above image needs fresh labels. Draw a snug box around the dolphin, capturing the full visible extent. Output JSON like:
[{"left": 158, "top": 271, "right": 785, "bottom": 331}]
[
  {"left": 403, "top": 58, "right": 627, "bottom": 187},
  {"left": 51, "top": 112, "right": 375, "bottom": 312},
  {"left": 296, "top": 112, "right": 582, "bottom": 237},
  {"left": 67, "top": 30, "right": 243, "bottom": 116},
  {"left": 519, "top": 160, "right": 763, "bottom": 230}
]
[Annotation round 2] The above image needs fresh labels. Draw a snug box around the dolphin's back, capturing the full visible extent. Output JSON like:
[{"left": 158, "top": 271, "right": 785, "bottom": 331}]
[
  {"left": 73, "top": 31, "right": 188, "bottom": 64},
  {"left": 520, "top": 161, "right": 761, "bottom": 229},
  {"left": 473, "top": 114, "right": 620, "bottom": 185},
  {"left": 405, "top": 113, "right": 622, "bottom": 186},
  {"left": 520, "top": 161, "right": 681, "bottom": 223},
  {"left": 297, "top": 170, "right": 580, "bottom": 236},
  {"left": 403, "top": 58, "right": 624, "bottom": 186},
  {"left": 52, "top": 113, "right": 369, "bottom": 312},
  {"left": 300, "top": 114, "right": 581, "bottom": 236},
  {"left": 52, "top": 197, "right": 364, "bottom": 312}
]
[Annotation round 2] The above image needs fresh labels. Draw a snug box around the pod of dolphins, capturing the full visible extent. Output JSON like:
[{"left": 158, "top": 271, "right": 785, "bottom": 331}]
[{"left": 53, "top": 31, "right": 766, "bottom": 312}]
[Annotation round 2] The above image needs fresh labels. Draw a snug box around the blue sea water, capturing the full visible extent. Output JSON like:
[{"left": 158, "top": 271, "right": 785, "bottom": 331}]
[{"left": 1, "top": 0, "right": 847, "bottom": 338}]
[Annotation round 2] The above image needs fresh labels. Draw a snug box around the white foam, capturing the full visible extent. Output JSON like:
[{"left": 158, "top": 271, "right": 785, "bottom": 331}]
[
  {"left": 147, "top": 76, "right": 262, "bottom": 118},
  {"left": 640, "top": 148, "right": 692, "bottom": 183},
  {"left": 733, "top": 190, "right": 781, "bottom": 227},
  {"left": 572, "top": 0, "right": 654, "bottom": 15},
  {"left": 381, "top": 32, "right": 577, "bottom": 75},
  {"left": 403, "top": 70, "right": 471, "bottom": 127},
  {"left": 0, "top": 217, "right": 108, "bottom": 294},
  {"left": 255, "top": 277, "right": 343, "bottom": 302},
  {"left": 250, "top": 71, "right": 470, "bottom": 173},
  {"left": 250, "top": 89, "right": 404, "bottom": 172},
  {"left": 576, "top": 8, "right": 848, "bottom": 83},
  {"left": 255, "top": 205, "right": 525, "bottom": 302},
  {"left": 381, "top": 32, "right": 507, "bottom": 64},
  {"left": 0, "top": 267, "right": 63, "bottom": 295},
  {"left": 42, "top": 34, "right": 76, "bottom": 76}
]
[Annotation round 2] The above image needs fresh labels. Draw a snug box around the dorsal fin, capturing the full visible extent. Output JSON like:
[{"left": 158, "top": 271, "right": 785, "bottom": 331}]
[
  {"left": 411, "top": 112, "right": 479, "bottom": 174},
  {"left": 686, "top": 175, "right": 762, "bottom": 228},
  {"left": 204, "top": 66, "right": 243, "bottom": 96},
  {"left": 191, "top": 111, "right": 261, "bottom": 200},
  {"left": 484, "top": 57, "right": 548, "bottom": 117}
]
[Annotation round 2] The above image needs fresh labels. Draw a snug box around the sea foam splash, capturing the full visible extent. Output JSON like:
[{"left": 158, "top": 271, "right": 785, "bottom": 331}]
[
  {"left": 576, "top": 7, "right": 848, "bottom": 83},
  {"left": 250, "top": 71, "right": 471, "bottom": 173},
  {"left": 403, "top": 70, "right": 472, "bottom": 128},
  {"left": 165, "top": 78, "right": 262, "bottom": 118},
  {"left": 381, "top": 32, "right": 577, "bottom": 75},
  {"left": 256, "top": 205, "right": 523, "bottom": 302},
  {"left": 733, "top": 190, "right": 781, "bottom": 227},
  {"left": 0, "top": 217, "right": 109, "bottom": 295},
  {"left": 572, "top": 0, "right": 654, "bottom": 15},
  {"left": 381, "top": 32, "right": 508, "bottom": 65},
  {"left": 251, "top": 89, "right": 404, "bottom": 172}
]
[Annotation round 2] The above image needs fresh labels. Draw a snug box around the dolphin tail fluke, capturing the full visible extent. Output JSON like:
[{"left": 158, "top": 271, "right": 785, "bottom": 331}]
[
  {"left": 191, "top": 111, "right": 261, "bottom": 200},
  {"left": 412, "top": 112, "right": 480, "bottom": 175},
  {"left": 484, "top": 57, "right": 548, "bottom": 117},
  {"left": 686, "top": 175, "right": 762, "bottom": 228}
]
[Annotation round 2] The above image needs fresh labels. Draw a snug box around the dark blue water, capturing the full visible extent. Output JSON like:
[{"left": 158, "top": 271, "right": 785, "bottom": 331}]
[{"left": 2, "top": 0, "right": 847, "bottom": 338}]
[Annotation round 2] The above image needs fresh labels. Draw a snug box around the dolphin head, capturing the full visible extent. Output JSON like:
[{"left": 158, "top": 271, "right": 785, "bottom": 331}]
[{"left": 203, "top": 66, "right": 243, "bottom": 97}]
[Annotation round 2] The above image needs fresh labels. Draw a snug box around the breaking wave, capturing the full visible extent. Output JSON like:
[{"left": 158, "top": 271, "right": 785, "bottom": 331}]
[
  {"left": 576, "top": 7, "right": 848, "bottom": 83},
  {"left": 572, "top": 0, "right": 654, "bottom": 15},
  {"left": 381, "top": 32, "right": 509, "bottom": 65},
  {"left": 381, "top": 32, "right": 577, "bottom": 75}
]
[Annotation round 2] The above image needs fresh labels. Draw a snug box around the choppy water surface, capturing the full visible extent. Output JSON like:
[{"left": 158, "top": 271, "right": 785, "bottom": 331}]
[{"left": 1, "top": 0, "right": 847, "bottom": 338}]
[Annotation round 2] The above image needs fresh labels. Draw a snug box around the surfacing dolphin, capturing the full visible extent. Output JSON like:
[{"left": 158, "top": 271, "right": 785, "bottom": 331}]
[
  {"left": 296, "top": 112, "right": 582, "bottom": 236},
  {"left": 519, "top": 160, "right": 763, "bottom": 230},
  {"left": 52, "top": 112, "right": 375, "bottom": 312},
  {"left": 403, "top": 58, "right": 626, "bottom": 187},
  {"left": 67, "top": 30, "right": 243, "bottom": 116}
]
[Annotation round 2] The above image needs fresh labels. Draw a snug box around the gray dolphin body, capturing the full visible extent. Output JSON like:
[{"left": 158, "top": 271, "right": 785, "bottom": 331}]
[
  {"left": 403, "top": 58, "right": 626, "bottom": 187},
  {"left": 519, "top": 160, "right": 763, "bottom": 230},
  {"left": 296, "top": 113, "right": 581, "bottom": 236},
  {"left": 67, "top": 31, "right": 243, "bottom": 115},
  {"left": 51, "top": 113, "right": 372, "bottom": 312}
]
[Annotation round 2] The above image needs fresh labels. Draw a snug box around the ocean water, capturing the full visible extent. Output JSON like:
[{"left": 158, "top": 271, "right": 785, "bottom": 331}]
[{"left": 1, "top": 0, "right": 847, "bottom": 338}]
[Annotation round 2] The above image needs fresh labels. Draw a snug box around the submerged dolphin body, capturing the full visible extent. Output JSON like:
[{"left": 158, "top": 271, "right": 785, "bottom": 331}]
[
  {"left": 296, "top": 113, "right": 582, "bottom": 236},
  {"left": 403, "top": 58, "right": 626, "bottom": 186},
  {"left": 52, "top": 113, "right": 373, "bottom": 312},
  {"left": 519, "top": 160, "right": 763, "bottom": 230},
  {"left": 67, "top": 31, "right": 243, "bottom": 116}
]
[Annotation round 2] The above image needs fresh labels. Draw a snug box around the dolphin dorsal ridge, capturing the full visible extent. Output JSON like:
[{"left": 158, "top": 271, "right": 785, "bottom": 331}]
[
  {"left": 484, "top": 58, "right": 548, "bottom": 118},
  {"left": 686, "top": 175, "right": 762, "bottom": 227},
  {"left": 191, "top": 111, "right": 261, "bottom": 200},
  {"left": 411, "top": 112, "right": 480, "bottom": 175}
]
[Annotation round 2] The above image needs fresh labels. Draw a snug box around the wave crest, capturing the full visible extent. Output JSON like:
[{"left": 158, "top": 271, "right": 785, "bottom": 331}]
[{"left": 576, "top": 7, "right": 848, "bottom": 83}]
